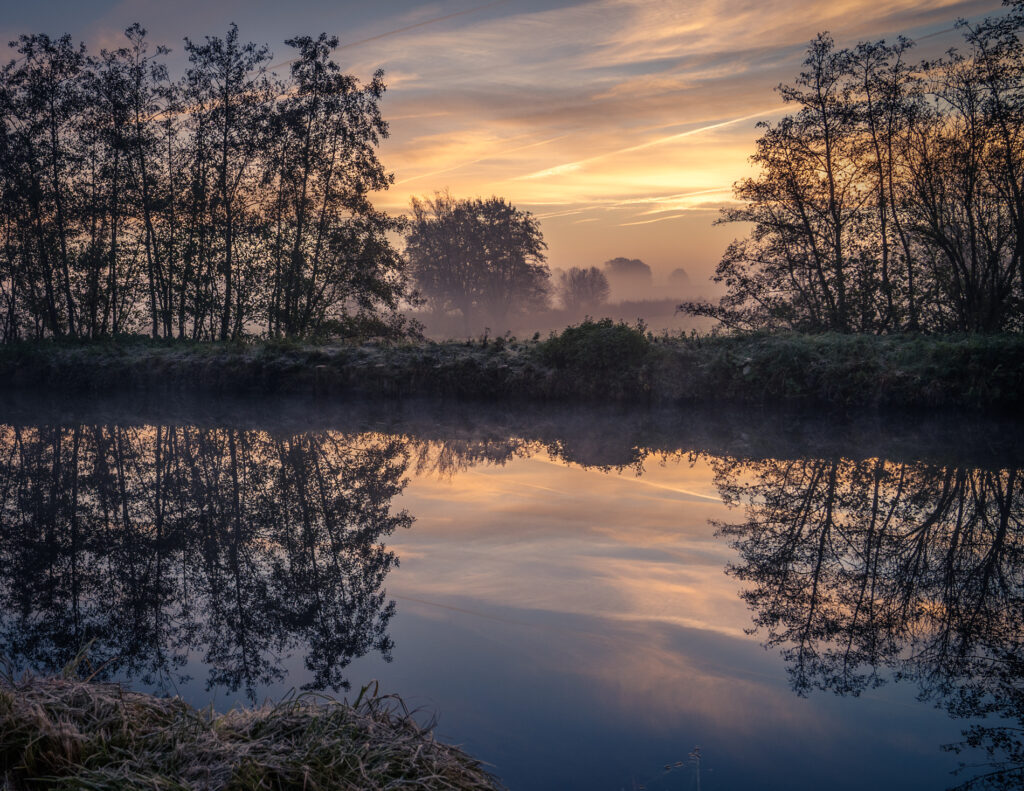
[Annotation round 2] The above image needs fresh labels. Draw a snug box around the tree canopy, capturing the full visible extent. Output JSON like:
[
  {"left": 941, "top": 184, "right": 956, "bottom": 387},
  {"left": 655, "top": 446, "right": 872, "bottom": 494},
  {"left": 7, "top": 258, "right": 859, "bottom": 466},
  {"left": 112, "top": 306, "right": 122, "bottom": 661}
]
[
  {"left": 602, "top": 257, "right": 652, "bottom": 300},
  {"left": 0, "top": 26, "right": 413, "bottom": 342},
  {"left": 668, "top": 267, "right": 690, "bottom": 291},
  {"left": 405, "top": 191, "right": 549, "bottom": 328},
  {"left": 684, "top": 1, "right": 1024, "bottom": 333},
  {"left": 557, "top": 266, "right": 609, "bottom": 315}
]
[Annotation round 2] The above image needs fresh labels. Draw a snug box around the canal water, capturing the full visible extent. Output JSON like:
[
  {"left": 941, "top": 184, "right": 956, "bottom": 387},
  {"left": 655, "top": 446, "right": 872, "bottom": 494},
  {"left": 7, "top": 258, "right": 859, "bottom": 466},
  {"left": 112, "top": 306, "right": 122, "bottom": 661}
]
[{"left": 0, "top": 393, "right": 1021, "bottom": 790}]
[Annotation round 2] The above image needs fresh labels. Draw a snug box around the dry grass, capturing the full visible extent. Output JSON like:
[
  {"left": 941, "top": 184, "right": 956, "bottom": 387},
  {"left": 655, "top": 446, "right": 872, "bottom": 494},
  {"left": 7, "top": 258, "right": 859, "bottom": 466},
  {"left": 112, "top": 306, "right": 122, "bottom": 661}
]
[{"left": 0, "top": 672, "right": 503, "bottom": 791}]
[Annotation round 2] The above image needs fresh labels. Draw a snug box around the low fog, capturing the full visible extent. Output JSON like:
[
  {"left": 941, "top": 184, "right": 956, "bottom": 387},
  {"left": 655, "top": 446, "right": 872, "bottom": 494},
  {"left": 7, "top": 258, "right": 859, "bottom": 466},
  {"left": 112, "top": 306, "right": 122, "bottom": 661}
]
[{"left": 409, "top": 255, "right": 716, "bottom": 340}]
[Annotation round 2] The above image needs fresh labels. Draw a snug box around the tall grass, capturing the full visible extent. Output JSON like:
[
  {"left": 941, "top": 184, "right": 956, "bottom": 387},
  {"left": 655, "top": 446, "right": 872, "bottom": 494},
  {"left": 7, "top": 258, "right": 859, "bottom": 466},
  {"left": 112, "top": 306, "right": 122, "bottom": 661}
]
[{"left": 0, "top": 670, "right": 502, "bottom": 791}]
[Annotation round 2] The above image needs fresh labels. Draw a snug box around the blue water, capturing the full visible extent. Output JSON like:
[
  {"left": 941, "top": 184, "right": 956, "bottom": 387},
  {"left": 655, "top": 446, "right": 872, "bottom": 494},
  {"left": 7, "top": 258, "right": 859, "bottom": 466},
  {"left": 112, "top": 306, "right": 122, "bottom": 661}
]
[{"left": 0, "top": 395, "right": 1020, "bottom": 790}]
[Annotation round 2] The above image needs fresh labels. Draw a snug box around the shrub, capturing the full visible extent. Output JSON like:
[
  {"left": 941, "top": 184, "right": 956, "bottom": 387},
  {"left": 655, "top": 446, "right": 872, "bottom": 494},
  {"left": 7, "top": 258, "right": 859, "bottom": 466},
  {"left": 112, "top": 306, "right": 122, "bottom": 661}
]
[{"left": 537, "top": 318, "right": 651, "bottom": 373}]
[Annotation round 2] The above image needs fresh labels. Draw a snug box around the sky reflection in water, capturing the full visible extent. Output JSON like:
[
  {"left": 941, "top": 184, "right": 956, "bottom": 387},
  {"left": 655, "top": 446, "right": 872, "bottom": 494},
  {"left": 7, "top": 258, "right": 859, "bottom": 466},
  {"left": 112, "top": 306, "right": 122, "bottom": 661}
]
[{"left": 0, "top": 397, "right": 1020, "bottom": 791}]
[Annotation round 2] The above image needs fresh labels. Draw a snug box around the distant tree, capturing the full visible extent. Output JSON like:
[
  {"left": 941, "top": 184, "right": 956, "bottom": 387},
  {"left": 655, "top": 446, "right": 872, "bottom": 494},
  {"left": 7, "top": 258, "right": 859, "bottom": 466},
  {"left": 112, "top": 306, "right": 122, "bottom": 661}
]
[
  {"left": 558, "top": 266, "right": 609, "bottom": 314},
  {"left": 603, "top": 257, "right": 652, "bottom": 280},
  {"left": 406, "top": 192, "right": 549, "bottom": 329},
  {"left": 603, "top": 256, "right": 652, "bottom": 300},
  {"left": 668, "top": 267, "right": 691, "bottom": 291}
]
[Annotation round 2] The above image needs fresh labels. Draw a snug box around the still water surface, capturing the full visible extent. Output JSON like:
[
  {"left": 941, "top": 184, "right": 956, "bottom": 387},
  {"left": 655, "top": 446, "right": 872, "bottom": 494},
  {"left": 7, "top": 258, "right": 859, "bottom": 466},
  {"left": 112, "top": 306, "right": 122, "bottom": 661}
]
[{"left": 1, "top": 394, "right": 1022, "bottom": 790}]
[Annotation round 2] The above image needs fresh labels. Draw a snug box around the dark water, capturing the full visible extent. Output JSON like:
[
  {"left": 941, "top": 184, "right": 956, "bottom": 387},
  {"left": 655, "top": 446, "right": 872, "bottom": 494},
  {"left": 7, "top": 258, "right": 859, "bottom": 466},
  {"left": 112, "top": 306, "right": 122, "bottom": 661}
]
[{"left": 1, "top": 393, "right": 1022, "bottom": 791}]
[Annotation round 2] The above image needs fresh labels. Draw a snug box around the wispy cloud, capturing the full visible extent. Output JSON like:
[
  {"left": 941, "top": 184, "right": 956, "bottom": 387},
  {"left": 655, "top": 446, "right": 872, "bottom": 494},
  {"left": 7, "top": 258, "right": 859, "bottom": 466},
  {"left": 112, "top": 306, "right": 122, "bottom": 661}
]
[
  {"left": 394, "top": 133, "right": 569, "bottom": 186},
  {"left": 337, "top": 0, "right": 513, "bottom": 51},
  {"left": 620, "top": 212, "right": 695, "bottom": 226}
]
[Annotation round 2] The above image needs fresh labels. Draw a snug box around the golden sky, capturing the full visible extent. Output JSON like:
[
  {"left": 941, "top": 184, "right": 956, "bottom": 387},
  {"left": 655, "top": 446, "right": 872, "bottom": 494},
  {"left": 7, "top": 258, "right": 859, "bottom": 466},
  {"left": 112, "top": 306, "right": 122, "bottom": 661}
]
[{"left": 0, "top": 0, "right": 1003, "bottom": 284}]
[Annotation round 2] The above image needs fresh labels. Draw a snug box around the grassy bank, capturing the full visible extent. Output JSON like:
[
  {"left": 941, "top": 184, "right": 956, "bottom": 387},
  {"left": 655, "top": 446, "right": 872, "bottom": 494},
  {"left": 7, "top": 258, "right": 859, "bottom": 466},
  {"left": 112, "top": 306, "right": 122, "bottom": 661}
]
[
  {"left": 0, "top": 673, "right": 501, "bottom": 790},
  {"left": 0, "top": 323, "right": 1021, "bottom": 409}
]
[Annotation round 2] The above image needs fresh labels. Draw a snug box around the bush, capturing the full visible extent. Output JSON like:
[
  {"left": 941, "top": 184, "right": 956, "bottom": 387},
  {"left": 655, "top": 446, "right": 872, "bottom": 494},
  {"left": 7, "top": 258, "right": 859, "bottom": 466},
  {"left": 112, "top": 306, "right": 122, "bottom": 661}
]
[{"left": 537, "top": 318, "right": 651, "bottom": 373}]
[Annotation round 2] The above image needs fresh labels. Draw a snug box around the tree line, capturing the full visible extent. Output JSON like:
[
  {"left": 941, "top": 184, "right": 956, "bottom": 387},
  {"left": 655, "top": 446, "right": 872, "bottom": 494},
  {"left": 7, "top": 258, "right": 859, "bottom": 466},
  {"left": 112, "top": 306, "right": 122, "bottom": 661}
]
[
  {"left": 0, "top": 25, "right": 412, "bottom": 342},
  {"left": 684, "top": 0, "right": 1024, "bottom": 333},
  {"left": 0, "top": 22, "right": 692, "bottom": 344}
]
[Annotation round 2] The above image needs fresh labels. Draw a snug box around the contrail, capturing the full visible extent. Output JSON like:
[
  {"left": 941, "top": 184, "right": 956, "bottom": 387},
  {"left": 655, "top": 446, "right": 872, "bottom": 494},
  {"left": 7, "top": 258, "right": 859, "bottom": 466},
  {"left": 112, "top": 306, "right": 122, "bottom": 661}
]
[
  {"left": 916, "top": 25, "right": 957, "bottom": 42},
  {"left": 516, "top": 107, "right": 780, "bottom": 180},
  {"left": 619, "top": 212, "right": 700, "bottom": 226},
  {"left": 338, "top": 0, "right": 511, "bottom": 49}
]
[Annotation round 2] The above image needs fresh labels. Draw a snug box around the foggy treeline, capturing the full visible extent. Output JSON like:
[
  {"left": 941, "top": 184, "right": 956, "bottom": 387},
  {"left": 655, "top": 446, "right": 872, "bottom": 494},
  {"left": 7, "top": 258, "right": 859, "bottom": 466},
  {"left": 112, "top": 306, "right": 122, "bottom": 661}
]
[
  {"left": 685, "top": 1, "right": 1024, "bottom": 333},
  {"left": 0, "top": 26, "right": 412, "bottom": 343},
  {"left": 404, "top": 194, "right": 694, "bottom": 337}
]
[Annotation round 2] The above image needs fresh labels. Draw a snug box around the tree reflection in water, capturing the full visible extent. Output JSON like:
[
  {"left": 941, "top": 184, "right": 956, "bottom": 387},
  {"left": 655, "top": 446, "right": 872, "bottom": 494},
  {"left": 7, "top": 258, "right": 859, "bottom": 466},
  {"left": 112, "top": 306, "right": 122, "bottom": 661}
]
[
  {"left": 2, "top": 398, "right": 1023, "bottom": 789},
  {"left": 711, "top": 456, "right": 1024, "bottom": 789},
  {"left": 0, "top": 424, "right": 411, "bottom": 699}
]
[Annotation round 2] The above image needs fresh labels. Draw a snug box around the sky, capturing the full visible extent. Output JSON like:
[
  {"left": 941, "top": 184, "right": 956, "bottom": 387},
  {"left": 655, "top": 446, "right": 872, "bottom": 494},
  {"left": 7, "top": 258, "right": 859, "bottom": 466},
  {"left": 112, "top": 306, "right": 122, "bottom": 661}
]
[{"left": 0, "top": 0, "right": 1007, "bottom": 286}]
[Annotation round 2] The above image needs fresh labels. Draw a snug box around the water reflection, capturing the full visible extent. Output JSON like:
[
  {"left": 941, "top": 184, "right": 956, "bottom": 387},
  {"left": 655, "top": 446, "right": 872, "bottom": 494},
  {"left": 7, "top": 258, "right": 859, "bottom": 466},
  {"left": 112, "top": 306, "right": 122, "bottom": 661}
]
[
  {"left": 712, "top": 457, "right": 1024, "bottom": 789},
  {"left": 0, "top": 396, "right": 1022, "bottom": 790},
  {"left": 0, "top": 424, "right": 411, "bottom": 697}
]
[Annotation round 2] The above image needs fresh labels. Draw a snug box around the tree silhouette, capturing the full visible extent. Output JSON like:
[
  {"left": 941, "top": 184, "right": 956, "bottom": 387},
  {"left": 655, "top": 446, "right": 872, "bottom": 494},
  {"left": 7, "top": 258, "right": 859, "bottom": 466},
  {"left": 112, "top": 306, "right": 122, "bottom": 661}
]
[
  {"left": 557, "top": 266, "right": 609, "bottom": 316},
  {"left": 0, "top": 25, "right": 411, "bottom": 341},
  {"left": 602, "top": 257, "right": 651, "bottom": 301},
  {"left": 406, "top": 191, "right": 549, "bottom": 330},
  {"left": 667, "top": 267, "right": 690, "bottom": 293},
  {"left": 683, "top": 2, "right": 1024, "bottom": 333},
  {"left": 264, "top": 35, "right": 405, "bottom": 339}
]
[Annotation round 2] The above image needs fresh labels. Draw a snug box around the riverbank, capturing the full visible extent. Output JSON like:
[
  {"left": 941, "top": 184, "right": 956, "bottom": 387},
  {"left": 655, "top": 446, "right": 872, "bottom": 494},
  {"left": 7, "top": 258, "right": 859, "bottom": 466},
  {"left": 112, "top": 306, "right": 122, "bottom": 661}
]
[
  {"left": 0, "top": 674, "right": 501, "bottom": 790},
  {"left": 0, "top": 324, "right": 1020, "bottom": 409}
]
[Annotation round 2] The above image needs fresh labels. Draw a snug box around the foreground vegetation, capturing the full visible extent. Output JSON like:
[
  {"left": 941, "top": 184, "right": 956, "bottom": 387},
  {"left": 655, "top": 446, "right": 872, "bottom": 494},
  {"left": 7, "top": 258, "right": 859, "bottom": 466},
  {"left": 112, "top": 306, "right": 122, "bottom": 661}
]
[
  {"left": 0, "top": 673, "right": 501, "bottom": 790},
  {"left": 1, "top": 321, "right": 1021, "bottom": 410}
]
